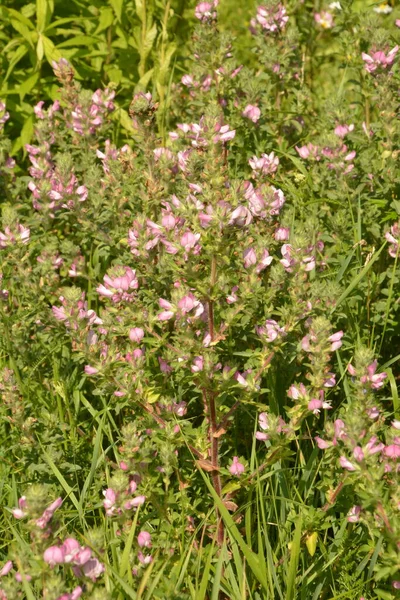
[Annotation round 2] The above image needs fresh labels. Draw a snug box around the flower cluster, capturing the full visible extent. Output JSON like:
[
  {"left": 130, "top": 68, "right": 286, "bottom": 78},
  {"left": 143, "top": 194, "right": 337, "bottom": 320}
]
[{"left": 250, "top": 4, "right": 289, "bottom": 34}]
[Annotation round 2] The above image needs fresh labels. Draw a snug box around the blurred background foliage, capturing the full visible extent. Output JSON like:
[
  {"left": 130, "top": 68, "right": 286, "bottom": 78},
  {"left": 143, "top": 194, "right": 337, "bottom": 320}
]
[
  {"left": 0, "top": 0, "right": 397, "bottom": 153},
  {"left": 0, "top": 0, "right": 198, "bottom": 152}
]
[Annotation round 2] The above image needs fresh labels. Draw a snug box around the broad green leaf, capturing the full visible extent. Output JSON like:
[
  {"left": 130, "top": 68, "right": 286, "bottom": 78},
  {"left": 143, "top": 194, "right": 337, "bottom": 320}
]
[
  {"left": 10, "top": 19, "right": 35, "bottom": 46},
  {"left": 18, "top": 72, "right": 39, "bottom": 100},
  {"left": 56, "top": 35, "right": 101, "bottom": 48},
  {"left": 36, "top": 0, "right": 48, "bottom": 32},
  {"left": 134, "top": 68, "right": 154, "bottom": 92},
  {"left": 141, "top": 23, "right": 158, "bottom": 62},
  {"left": 113, "top": 107, "right": 135, "bottom": 133},
  {"left": 95, "top": 7, "right": 114, "bottom": 33},
  {"left": 17, "top": 114, "right": 34, "bottom": 153},
  {"left": 42, "top": 35, "right": 62, "bottom": 63},
  {"left": 157, "top": 42, "right": 176, "bottom": 86},
  {"left": 37, "top": 34, "right": 44, "bottom": 61},
  {"left": 135, "top": 0, "right": 145, "bottom": 22},
  {"left": 5, "top": 8, "right": 35, "bottom": 29},
  {"left": 110, "top": 0, "right": 123, "bottom": 21},
  {"left": 4, "top": 44, "right": 29, "bottom": 82}
]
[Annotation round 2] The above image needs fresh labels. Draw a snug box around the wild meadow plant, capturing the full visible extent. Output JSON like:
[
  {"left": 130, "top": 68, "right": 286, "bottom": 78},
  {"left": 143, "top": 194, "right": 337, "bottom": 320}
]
[{"left": 0, "top": 1, "right": 399, "bottom": 598}]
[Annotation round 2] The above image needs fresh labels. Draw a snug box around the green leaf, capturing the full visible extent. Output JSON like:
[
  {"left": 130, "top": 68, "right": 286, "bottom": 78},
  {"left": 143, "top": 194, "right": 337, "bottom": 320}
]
[
  {"left": 141, "top": 23, "right": 157, "bottom": 62},
  {"left": 386, "top": 368, "right": 399, "bottom": 418},
  {"left": 198, "top": 468, "right": 269, "bottom": 592},
  {"left": 37, "top": 34, "right": 44, "bottom": 61},
  {"left": 36, "top": 0, "right": 48, "bottom": 32},
  {"left": 56, "top": 35, "right": 101, "bottom": 48},
  {"left": 95, "top": 7, "right": 114, "bottom": 33},
  {"left": 110, "top": 0, "right": 123, "bottom": 21},
  {"left": 4, "top": 44, "right": 29, "bottom": 82},
  {"left": 331, "top": 242, "right": 387, "bottom": 312},
  {"left": 5, "top": 8, "right": 35, "bottom": 29},
  {"left": 135, "top": 68, "right": 154, "bottom": 92},
  {"left": 42, "top": 35, "right": 62, "bottom": 63},
  {"left": 18, "top": 72, "right": 39, "bottom": 100},
  {"left": 40, "top": 444, "right": 83, "bottom": 522},
  {"left": 285, "top": 516, "right": 302, "bottom": 600},
  {"left": 134, "top": 0, "right": 145, "bottom": 22},
  {"left": 19, "top": 114, "right": 34, "bottom": 151},
  {"left": 10, "top": 19, "right": 35, "bottom": 47}
]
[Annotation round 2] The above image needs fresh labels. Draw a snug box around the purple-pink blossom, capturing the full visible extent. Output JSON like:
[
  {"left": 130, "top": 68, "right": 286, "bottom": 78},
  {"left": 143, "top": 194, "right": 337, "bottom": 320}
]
[
  {"left": 242, "top": 104, "right": 261, "bottom": 123},
  {"left": 228, "top": 456, "right": 245, "bottom": 476},
  {"left": 250, "top": 152, "right": 279, "bottom": 176},
  {"left": 195, "top": 1, "right": 218, "bottom": 22},
  {"left": 251, "top": 4, "right": 288, "bottom": 33},
  {"left": 97, "top": 266, "right": 138, "bottom": 303},
  {"left": 362, "top": 46, "right": 399, "bottom": 73},
  {"left": 138, "top": 531, "right": 152, "bottom": 548}
]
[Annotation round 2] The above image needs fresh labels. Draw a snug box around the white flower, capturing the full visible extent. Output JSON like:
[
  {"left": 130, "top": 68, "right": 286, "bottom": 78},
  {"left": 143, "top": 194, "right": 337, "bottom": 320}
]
[
  {"left": 329, "top": 1, "right": 342, "bottom": 9},
  {"left": 373, "top": 3, "right": 392, "bottom": 13}
]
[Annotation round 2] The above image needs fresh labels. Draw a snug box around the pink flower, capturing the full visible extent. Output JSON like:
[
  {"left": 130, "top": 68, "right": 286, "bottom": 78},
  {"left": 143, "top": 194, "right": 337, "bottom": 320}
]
[
  {"left": 158, "top": 298, "right": 175, "bottom": 321},
  {"left": 347, "top": 505, "right": 361, "bottom": 523},
  {"left": 103, "top": 488, "right": 117, "bottom": 515},
  {"left": 44, "top": 546, "right": 66, "bottom": 566},
  {"left": 84, "top": 365, "right": 98, "bottom": 375},
  {"left": 256, "top": 249, "right": 273, "bottom": 273},
  {"left": 328, "top": 331, "right": 343, "bottom": 351},
  {"left": 365, "top": 436, "right": 385, "bottom": 456},
  {"left": 353, "top": 446, "right": 364, "bottom": 462},
  {"left": 339, "top": 456, "right": 356, "bottom": 471},
  {"left": 259, "top": 412, "right": 269, "bottom": 431},
  {"left": 288, "top": 383, "right": 308, "bottom": 401},
  {"left": 62, "top": 538, "right": 81, "bottom": 563},
  {"left": 228, "top": 456, "right": 245, "bottom": 476},
  {"left": 362, "top": 46, "right": 399, "bottom": 73},
  {"left": 256, "top": 319, "right": 285, "bottom": 342},
  {"left": 36, "top": 497, "right": 63, "bottom": 529},
  {"left": 129, "top": 327, "right": 145, "bottom": 343},
  {"left": 195, "top": 1, "right": 218, "bottom": 22},
  {"left": 385, "top": 222, "right": 399, "bottom": 258},
  {"left": 384, "top": 444, "right": 400, "bottom": 459},
  {"left": 191, "top": 356, "right": 204, "bottom": 373},
  {"left": 314, "top": 11, "right": 334, "bottom": 29},
  {"left": 295, "top": 143, "right": 319, "bottom": 160},
  {"left": 214, "top": 124, "right": 236, "bottom": 143},
  {"left": 251, "top": 4, "right": 288, "bottom": 33},
  {"left": 243, "top": 247, "right": 257, "bottom": 268},
  {"left": 360, "top": 360, "right": 387, "bottom": 389},
  {"left": 308, "top": 398, "right": 331, "bottom": 415},
  {"left": 334, "top": 123, "right": 354, "bottom": 138},
  {"left": 73, "top": 558, "right": 104, "bottom": 581},
  {"left": 0, "top": 561, "right": 13, "bottom": 576},
  {"left": 97, "top": 266, "right": 138, "bottom": 303},
  {"left": 180, "top": 230, "right": 201, "bottom": 253},
  {"left": 275, "top": 227, "right": 289, "bottom": 241},
  {"left": 138, "top": 552, "right": 153, "bottom": 565},
  {"left": 249, "top": 152, "right": 279, "bottom": 175},
  {"left": 138, "top": 531, "right": 152, "bottom": 548},
  {"left": 226, "top": 286, "right": 238, "bottom": 304},
  {"left": 315, "top": 436, "right": 330, "bottom": 449},
  {"left": 242, "top": 104, "right": 261, "bottom": 123}
]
